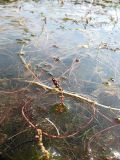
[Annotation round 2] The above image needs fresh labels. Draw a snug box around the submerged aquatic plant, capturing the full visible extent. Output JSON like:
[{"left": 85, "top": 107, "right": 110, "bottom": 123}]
[
  {"left": 22, "top": 98, "right": 50, "bottom": 160},
  {"left": 0, "top": 0, "right": 120, "bottom": 159}
]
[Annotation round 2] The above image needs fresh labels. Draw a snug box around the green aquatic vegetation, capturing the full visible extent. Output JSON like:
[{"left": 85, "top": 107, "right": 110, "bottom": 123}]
[
  {"left": 108, "top": 77, "right": 115, "bottom": 82},
  {"left": 23, "top": 28, "right": 29, "bottom": 33},
  {"left": 16, "top": 38, "right": 30, "bottom": 45},
  {"left": 102, "top": 81, "right": 111, "bottom": 86},
  {"left": 50, "top": 103, "right": 68, "bottom": 114},
  {"left": 62, "top": 17, "right": 78, "bottom": 23}
]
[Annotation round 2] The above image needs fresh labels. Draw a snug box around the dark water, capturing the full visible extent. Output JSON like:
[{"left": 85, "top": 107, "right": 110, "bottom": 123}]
[{"left": 0, "top": 0, "right": 120, "bottom": 159}]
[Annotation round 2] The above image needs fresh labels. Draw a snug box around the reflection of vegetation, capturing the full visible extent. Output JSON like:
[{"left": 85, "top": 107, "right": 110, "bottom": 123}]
[
  {"left": 0, "top": 0, "right": 16, "bottom": 4},
  {"left": 75, "top": 0, "right": 120, "bottom": 7}
]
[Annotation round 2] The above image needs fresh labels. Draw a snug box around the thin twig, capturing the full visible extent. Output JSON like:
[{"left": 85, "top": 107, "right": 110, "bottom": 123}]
[
  {"left": 45, "top": 118, "right": 60, "bottom": 135},
  {"left": 8, "top": 128, "right": 29, "bottom": 140}
]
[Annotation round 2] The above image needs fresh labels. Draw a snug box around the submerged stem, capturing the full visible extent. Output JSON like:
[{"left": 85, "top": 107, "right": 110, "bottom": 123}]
[{"left": 17, "top": 54, "right": 120, "bottom": 112}]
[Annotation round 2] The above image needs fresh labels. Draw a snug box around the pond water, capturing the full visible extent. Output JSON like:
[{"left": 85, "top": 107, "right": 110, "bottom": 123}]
[{"left": 0, "top": 0, "right": 120, "bottom": 160}]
